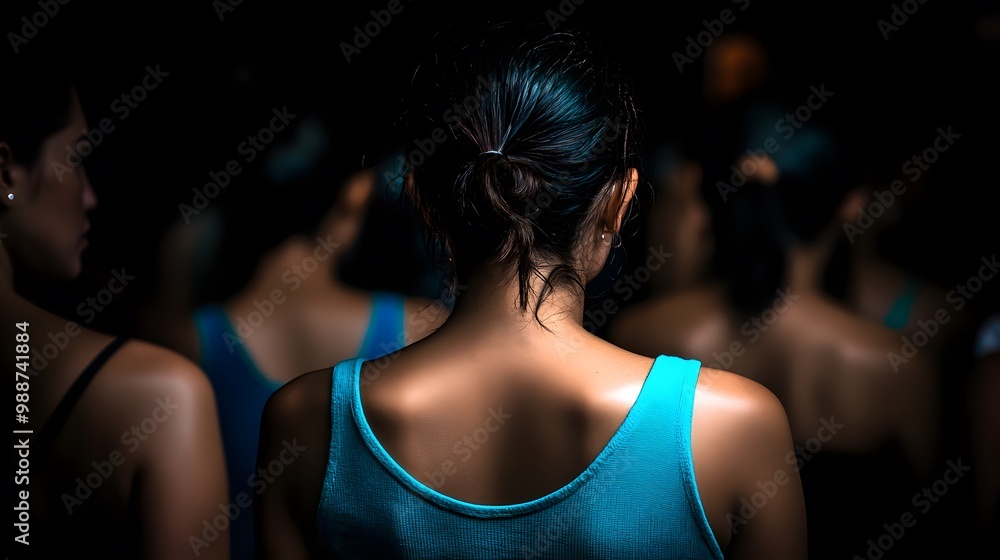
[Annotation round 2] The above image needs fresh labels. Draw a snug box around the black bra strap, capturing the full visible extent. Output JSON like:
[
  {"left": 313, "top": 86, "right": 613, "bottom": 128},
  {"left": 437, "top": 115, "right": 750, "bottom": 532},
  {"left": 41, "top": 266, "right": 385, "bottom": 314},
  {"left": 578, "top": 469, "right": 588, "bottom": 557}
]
[{"left": 34, "top": 336, "right": 130, "bottom": 459}]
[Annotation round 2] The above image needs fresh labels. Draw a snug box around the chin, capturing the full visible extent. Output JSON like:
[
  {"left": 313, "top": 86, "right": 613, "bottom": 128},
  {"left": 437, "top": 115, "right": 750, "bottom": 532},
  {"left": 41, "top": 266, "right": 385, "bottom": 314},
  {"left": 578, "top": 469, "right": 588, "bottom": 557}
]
[
  {"left": 67, "top": 254, "right": 85, "bottom": 279},
  {"left": 48, "top": 265, "right": 81, "bottom": 282},
  {"left": 53, "top": 254, "right": 84, "bottom": 281}
]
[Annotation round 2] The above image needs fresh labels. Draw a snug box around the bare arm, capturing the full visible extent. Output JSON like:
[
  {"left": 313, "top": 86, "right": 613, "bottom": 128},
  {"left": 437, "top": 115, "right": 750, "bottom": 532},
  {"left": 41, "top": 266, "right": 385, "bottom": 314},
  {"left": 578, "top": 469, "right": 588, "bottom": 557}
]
[
  {"left": 694, "top": 367, "right": 808, "bottom": 560},
  {"left": 122, "top": 346, "right": 230, "bottom": 560},
  {"left": 256, "top": 368, "right": 332, "bottom": 560},
  {"left": 729, "top": 389, "right": 807, "bottom": 559}
]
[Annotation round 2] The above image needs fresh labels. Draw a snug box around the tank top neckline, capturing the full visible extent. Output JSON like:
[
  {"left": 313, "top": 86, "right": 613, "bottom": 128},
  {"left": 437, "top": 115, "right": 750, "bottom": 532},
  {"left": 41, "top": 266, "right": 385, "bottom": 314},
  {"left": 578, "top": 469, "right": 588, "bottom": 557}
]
[
  {"left": 211, "top": 305, "right": 283, "bottom": 389},
  {"left": 348, "top": 355, "right": 665, "bottom": 518}
]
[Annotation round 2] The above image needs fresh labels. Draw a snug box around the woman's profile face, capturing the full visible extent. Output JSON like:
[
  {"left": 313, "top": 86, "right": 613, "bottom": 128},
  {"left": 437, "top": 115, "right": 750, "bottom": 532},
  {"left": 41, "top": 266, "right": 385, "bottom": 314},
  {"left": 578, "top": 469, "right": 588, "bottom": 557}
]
[{"left": 1, "top": 89, "right": 97, "bottom": 280}]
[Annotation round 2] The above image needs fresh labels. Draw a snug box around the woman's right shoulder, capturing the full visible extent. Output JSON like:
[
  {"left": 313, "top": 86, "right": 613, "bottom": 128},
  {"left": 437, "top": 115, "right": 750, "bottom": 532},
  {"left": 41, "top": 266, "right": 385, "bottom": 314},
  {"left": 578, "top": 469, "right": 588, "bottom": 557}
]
[
  {"left": 691, "top": 365, "right": 806, "bottom": 557},
  {"left": 693, "top": 366, "right": 793, "bottom": 454},
  {"left": 696, "top": 364, "right": 788, "bottom": 416}
]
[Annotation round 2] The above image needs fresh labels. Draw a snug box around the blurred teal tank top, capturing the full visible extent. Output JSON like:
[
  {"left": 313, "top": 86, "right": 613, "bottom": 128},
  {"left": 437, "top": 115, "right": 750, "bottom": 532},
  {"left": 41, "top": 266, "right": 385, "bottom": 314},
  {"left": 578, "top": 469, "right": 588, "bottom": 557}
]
[
  {"left": 194, "top": 292, "right": 406, "bottom": 560},
  {"left": 883, "top": 277, "right": 919, "bottom": 330},
  {"left": 316, "top": 355, "right": 724, "bottom": 559}
]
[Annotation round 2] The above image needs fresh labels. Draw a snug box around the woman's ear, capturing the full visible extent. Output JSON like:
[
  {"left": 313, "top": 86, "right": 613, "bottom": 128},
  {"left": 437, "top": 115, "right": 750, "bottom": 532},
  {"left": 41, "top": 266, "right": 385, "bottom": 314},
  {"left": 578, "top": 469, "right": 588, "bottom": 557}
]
[{"left": 604, "top": 168, "right": 639, "bottom": 232}]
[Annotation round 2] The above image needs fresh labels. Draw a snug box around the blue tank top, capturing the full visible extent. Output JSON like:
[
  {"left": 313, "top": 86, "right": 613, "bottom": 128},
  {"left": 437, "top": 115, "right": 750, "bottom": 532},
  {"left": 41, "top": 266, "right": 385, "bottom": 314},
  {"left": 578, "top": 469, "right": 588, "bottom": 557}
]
[
  {"left": 193, "top": 292, "right": 406, "bottom": 560},
  {"left": 316, "top": 355, "right": 724, "bottom": 559},
  {"left": 883, "top": 277, "right": 919, "bottom": 330}
]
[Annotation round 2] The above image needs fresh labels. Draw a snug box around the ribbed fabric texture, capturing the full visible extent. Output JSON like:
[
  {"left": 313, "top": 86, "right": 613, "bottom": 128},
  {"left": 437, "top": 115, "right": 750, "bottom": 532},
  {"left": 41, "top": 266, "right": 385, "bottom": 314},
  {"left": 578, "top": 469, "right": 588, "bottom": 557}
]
[
  {"left": 193, "top": 293, "right": 405, "bottom": 560},
  {"left": 317, "top": 355, "right": 724, "bottom": 559}
]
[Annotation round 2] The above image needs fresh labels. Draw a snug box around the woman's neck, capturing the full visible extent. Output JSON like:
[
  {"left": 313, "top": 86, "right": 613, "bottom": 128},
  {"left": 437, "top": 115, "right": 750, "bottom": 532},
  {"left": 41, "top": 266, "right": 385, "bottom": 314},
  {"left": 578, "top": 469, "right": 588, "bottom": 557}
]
[
  {"left": 442, "top": 263, "right": 588, "bottom": 344},
  {"left": 0, "top": 247, "right": 73, "bottom": 344},
  {"left": 785, "top": 230, "right": 838, "bottom": 296},
  {"left": 238, "top": 235, "right": 341, "bottom": 297}
]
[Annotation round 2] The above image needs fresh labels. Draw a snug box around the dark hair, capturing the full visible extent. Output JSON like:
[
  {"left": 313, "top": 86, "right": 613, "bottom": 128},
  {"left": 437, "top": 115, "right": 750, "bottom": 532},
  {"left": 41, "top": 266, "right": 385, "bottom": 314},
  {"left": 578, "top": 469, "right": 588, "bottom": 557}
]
[
  {"left": 401, "top": 23, "right": 639, "bottom": 316},
  {"left": 715, "top": 116, "right": 860, "bottom": 312},
  {"left": 0, "top": 75, "right": 73, "bottom": 167},
  {"left": 203, "top": 109, "right": 358, "bottom": 302}
]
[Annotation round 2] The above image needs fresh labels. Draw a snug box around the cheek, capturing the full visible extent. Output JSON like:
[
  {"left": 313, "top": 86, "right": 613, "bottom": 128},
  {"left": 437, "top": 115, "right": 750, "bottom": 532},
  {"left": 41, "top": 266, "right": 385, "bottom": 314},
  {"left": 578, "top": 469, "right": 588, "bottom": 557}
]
[{"left": 29, "top": 179, "right": 85, "bottom": 244}]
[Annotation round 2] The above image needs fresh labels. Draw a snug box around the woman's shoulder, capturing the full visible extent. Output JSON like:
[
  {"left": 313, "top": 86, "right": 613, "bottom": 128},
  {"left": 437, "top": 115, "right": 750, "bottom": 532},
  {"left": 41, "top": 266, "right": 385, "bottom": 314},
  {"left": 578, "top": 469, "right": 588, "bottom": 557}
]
[
  {"left": 688, "top": 364, "right": 792, "bottom": 453},
  {"left": 38, "top": 335, "right": 226, "bottom": 469},
  {"left": 262, "top": 364, "right": 337, "bottom": 428},
  {"left": 258, "top": 364, "right": 335, "bottom": 522},
  {"left": 100, "top": 338, "right": 211, "bottom": 392},
  {"left": 620, "top": 345, "right": 787, "bottom": 432},
  {"left": 694, "top": 365, "right": 786, "bottom": 416},
  {"left": 80, "top": 338, "right": 220, "bottom": 432},
  {"left": 771, "top": 291, "right": 902, "bottom": 358}
]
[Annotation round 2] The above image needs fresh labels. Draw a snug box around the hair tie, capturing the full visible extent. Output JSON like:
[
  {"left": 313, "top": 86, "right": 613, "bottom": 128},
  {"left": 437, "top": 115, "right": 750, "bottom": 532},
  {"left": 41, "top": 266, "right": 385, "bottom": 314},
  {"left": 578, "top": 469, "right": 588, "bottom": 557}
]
[{"left": 480, "top": 149, "right": 504, "bottom": 157}]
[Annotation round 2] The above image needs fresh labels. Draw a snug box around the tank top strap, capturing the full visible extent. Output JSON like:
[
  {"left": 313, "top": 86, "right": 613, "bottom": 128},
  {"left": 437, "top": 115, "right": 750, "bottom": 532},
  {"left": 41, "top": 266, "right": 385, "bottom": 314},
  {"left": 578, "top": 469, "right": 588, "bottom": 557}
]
[{"left": 34, "top": 336, "right": 130, "bottom": 458}]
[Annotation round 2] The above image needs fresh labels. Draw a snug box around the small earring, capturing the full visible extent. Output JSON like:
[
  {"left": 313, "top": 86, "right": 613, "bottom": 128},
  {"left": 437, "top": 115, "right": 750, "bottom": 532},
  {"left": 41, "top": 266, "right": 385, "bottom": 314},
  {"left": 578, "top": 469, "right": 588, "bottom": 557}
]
[{"left": 6, "top": 193, "right": 12, "bottom": 201}]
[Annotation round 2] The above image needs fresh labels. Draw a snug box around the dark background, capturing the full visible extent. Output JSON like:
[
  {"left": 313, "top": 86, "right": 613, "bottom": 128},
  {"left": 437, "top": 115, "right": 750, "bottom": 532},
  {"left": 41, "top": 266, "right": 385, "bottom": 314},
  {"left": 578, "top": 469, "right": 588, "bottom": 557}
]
[
  {"left": 4, "top": 0, "right": 998, "bottom": 557},
  {"left": 5, "top": 0, "right": 996, "bottom": 326}
]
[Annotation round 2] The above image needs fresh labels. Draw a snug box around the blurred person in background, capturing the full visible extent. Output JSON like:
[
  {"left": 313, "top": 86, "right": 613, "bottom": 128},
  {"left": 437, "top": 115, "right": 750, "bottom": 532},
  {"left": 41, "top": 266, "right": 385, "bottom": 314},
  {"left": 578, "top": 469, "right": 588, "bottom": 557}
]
[
  {"left": 1, "top": 67, "right": 229, "bottom": 559},
  {"left": 140, "top": 108, "right": 449, "bottom": 559},
  {"left": 609, "top": 116, "right": 951, "bottom": 557}
]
